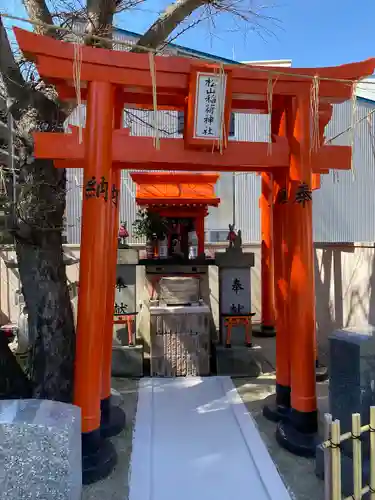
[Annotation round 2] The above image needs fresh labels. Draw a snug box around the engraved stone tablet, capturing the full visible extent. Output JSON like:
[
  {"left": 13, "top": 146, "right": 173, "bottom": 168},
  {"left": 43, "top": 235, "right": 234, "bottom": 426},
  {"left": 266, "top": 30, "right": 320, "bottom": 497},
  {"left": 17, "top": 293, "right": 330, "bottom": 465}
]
[
  {"left": 215, "top": 249, "right": 255, "bottom": 345},
  {"left": 0, "top": 399, "right": 82, "bottom": 500},
  {"left": 115, "top": 264, "right": 136, "bottom": 316}
]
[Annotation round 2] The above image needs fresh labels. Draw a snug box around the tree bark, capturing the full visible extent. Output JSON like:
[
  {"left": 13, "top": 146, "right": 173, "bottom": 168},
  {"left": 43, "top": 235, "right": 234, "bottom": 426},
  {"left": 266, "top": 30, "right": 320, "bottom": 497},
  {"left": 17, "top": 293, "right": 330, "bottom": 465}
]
[{"left": 14, "top": 153, "right": 76, "bottom": 401}]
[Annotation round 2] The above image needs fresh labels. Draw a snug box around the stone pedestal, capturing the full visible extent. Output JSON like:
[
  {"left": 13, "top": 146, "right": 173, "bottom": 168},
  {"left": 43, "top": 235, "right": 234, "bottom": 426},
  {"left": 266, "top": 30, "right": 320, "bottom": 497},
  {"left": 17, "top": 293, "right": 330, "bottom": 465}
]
[
  {"left": 150, "top": 304, "right": 210, "bottom": 376},
  {"left": 315, "top": 325, "right": 375, "bottom": 495},
  {"left": 111, "top": 344, "right": 143, "bottom": 377},
  {"left": 215, "top": 345, "right": 262, "bottom": 377},
  {"left": 0, "top": 399, "right": 82, "bottom": 500}
]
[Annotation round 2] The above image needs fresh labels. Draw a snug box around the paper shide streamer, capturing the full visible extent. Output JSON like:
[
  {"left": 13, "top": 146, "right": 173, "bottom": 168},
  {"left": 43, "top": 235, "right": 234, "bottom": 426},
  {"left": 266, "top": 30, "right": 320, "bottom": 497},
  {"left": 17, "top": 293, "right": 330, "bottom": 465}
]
[{"left": 351, "top": 81, "right": 358, "bottom": 180}]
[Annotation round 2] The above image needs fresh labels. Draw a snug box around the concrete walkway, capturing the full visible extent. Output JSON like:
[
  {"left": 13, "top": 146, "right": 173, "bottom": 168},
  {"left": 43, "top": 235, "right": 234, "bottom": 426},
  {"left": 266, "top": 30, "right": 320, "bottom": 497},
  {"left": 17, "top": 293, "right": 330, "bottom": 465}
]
[{"left": 129, "top": 377, "right": 292, "bottom": 500}]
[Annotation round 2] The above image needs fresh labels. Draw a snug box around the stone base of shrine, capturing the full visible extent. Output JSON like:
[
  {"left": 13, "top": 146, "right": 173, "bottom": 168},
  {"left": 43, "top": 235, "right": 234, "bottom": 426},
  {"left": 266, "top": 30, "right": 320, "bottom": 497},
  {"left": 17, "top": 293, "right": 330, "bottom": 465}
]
[
  {"left": 215, "top": 344, "right": 264, "bottom": 377},
  {"left": 111, "top": 345, "right": 143, "bottom": 378}
]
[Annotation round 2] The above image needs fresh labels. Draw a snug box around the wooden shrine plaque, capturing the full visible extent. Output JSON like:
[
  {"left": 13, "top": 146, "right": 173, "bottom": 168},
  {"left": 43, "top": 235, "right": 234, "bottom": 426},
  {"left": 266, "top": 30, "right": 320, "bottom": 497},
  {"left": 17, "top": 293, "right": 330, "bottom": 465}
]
[
  {"left": 219, "top": 267, "right": 251, "bottom": 344},
  {"left": 185, "top": 68, "right": 232, "bottom": 149}
]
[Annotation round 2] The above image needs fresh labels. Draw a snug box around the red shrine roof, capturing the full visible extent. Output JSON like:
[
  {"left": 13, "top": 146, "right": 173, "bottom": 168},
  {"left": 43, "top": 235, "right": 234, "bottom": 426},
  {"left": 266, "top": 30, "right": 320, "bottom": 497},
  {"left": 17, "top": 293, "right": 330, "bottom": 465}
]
[{"left": 130, "top": 172, "right": 220, "bottom": 207}]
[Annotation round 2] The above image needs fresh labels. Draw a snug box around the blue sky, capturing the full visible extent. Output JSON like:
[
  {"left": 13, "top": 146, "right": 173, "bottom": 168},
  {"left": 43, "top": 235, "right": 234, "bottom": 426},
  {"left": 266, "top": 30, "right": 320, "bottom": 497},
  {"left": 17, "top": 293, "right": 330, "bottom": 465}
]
[{"left": 4, "top": 0, "right": 375, "bottom": 67}]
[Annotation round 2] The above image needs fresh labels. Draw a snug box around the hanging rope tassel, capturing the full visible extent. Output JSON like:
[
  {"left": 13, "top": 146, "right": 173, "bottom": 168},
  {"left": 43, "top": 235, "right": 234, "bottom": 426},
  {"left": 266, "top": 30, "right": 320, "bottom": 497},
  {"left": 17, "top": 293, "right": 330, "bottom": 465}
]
[
  {"left": 149, "top": 52, "right": 160, "bottom": 150},
  {"left": 267, "top": 76, "right": 273, "bottom": 156},
  {"left": 351, "top": 81, "right": 358, "bottom": 180},
  {"left": 218, "top": 63, "right": 226, "bottom": 155},
  {"left": 310, "top": 75, "right": 320, "bottom": 155},
  {"left": 73, "top": 37, "right": 83, "bottom": 144}
]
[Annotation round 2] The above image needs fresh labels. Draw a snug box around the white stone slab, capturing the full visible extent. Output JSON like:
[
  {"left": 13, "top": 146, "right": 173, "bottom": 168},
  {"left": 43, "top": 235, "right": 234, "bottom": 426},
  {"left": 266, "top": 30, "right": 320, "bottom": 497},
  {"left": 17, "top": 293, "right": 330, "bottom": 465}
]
[
  {"left": 129, "top": 377, "right": 291, "bottom": 500},
  {"left": 0, "top": 399, "right": 82, "bottom": 500}
]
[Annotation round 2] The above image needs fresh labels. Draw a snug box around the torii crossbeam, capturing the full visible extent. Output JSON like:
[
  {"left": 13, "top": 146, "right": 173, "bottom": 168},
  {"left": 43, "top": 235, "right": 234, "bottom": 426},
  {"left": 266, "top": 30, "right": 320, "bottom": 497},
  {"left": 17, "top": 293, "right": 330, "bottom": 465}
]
[{"left": 13, "top": 25, "right": 375, "bottom": 483}]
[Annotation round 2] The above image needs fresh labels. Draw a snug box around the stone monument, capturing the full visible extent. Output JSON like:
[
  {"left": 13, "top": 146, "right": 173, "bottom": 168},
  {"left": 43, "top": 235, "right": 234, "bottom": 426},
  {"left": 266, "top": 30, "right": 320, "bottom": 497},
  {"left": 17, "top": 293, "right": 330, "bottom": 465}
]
[
  {"left": 112, "top": 247, "right": 143, "bottom": 377},
  {"left": 0, "top": 399, "right": 82, "bottom": 500},
  {"left": 215, "top": 229, "right": 260, "bottom": 377},
  {"left": 315, "top": 325, "right": 375, "bottom": 496}
]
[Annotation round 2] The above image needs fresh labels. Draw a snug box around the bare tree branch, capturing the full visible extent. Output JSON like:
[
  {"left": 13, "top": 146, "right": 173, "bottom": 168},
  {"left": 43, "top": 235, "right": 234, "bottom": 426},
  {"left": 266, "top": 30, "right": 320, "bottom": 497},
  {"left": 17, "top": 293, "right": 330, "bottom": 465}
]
[
  {"left": 133, "top": 0, "right": 209, "bottom": 52},
  {"left": 85, "top": 0, "right": 117, "bottom": 46},
  {"left": 0, "top": 17, "right": 27, "bottom": 102},
  {"left": 22, "top": 0, "right": 58, "bottom": 37}
]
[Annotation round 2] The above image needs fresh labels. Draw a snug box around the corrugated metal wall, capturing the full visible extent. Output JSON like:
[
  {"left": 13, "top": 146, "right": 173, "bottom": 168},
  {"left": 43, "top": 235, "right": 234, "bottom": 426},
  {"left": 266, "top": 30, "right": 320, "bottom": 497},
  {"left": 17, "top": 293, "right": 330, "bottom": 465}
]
[
  {"left": 313, "top": 99, "right": 375, "bottom": 242},
  {"left": 66, "top": 99, "right": 375, "bottom": 244}
]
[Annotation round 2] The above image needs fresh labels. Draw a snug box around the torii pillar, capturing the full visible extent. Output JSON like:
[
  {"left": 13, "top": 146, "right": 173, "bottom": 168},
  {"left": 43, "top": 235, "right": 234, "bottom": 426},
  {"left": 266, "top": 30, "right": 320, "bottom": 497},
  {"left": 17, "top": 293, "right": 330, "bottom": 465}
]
[
  {"left": 263, "top": 102, "right": 331, "bottom": 427},
  {"left": 263, "top": 109, "right": 291, "bottom": 421},
  {"left": 258, "top": 172, "right": 276, "bottom": 337},
  {"left": 100, "top": 96, "right": 126, "bottom": 438},
  {"left": 275, "top": 95, "right": 318, "bottom": 456},
  {"left": 74, "top": 81, "right": 119, "bottom": 481}
]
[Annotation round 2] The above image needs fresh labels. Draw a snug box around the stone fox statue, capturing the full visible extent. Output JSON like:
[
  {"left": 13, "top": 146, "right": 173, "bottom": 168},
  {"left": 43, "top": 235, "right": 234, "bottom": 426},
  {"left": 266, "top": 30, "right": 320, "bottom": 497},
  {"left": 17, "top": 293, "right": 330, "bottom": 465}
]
[
  {"left": 227, "top": 224, "right": 236, "bottom": 248},
  {"left": 118, "top": 221, "right": 129, "bottom": 247}
]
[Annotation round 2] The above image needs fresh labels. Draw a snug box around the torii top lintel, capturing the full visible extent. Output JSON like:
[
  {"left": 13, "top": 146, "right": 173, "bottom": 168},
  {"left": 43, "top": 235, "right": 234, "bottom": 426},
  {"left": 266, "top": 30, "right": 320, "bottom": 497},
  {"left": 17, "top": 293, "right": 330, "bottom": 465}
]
[
  {"left": 14, "top": 27, "right": 375, "bottom": 111},
  {"left": 14, "top": 27, "right": 375, "bottom": 175}
]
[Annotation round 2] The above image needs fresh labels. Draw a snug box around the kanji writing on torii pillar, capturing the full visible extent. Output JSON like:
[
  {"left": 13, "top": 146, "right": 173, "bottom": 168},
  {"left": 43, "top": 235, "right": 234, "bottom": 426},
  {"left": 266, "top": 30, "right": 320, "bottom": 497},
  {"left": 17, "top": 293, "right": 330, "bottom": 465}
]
[{"left": 13, "top": 23, "right": 375, "bottom": 479}]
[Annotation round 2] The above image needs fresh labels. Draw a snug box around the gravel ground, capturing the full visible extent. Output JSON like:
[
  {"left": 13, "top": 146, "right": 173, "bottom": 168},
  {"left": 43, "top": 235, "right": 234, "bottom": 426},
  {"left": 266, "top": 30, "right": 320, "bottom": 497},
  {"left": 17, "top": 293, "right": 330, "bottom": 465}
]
[
  {"left": 234, "top": 375, "right": 328, "bottom": 500},
  {"left": 82, "top": 378, "right": 139, "bottom": 500}
]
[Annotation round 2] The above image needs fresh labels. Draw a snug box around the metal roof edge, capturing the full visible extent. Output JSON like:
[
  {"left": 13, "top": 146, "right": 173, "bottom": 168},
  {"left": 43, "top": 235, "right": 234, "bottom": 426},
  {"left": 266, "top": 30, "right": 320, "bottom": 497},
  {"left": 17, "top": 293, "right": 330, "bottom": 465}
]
[{"left": 112, "top": 26, "right": 240, "bottom": 64}]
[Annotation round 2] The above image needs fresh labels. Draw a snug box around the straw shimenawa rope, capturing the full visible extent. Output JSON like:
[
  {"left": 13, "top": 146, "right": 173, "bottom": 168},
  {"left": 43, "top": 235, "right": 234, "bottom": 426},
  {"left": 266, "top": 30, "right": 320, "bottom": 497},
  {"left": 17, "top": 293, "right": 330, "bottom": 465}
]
[
  {"left": 267, "top": 75, "right": 273, "bottom": 156},
  {"left": 310, "top": 75, "right": 320, "bottom": 155},
  {"left": 210, "top": 65, "right": 226, "bottom": 154},
  {"left": 351, "top": 81, "right": 358, "bottom": 179},
  {"left": 266, "top": 76, "right": 279, "bottom": 155},
  {"left": 148, "top": 52, "right": 160, "bottom": 150},
  {"left": 73, "top": 36, "right": 83, "bottom": 144},
  {"left": 217, "top": 63, "right": 226, "bottom": 155},
  {"left": 0, "top": 13, "right": 364, "bottom": 87}
]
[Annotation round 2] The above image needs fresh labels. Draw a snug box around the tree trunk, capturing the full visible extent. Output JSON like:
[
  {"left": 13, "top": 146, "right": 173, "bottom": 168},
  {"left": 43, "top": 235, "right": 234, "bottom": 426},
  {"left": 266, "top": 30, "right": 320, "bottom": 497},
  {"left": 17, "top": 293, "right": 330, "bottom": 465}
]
[{"left": 14, "top": 148, "right": 75, "bottom": 402}]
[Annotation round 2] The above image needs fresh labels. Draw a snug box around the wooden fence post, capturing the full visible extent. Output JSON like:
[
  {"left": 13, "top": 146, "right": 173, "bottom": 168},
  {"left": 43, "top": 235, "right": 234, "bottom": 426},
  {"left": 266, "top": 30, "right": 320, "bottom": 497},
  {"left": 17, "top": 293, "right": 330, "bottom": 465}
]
[
  {"left": 352, "top": 413, "right": 362, "bottom": 499},
  {"left": 370, "top": 406, "right": 375, "bottom": 499},
  {"left": 324, "top": 413, "right": 333, "bottom": 500},
  {"left": 331, "top": 419, "right": 341, "bottom": 500}
]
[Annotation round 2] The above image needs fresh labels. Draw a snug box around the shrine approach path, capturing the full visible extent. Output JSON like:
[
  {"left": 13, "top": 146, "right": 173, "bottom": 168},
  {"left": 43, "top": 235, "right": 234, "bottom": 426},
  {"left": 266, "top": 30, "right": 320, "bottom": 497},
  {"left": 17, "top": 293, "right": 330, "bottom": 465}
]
[{"left": 128, "top": 376, "right": 292, "bottom": 500}]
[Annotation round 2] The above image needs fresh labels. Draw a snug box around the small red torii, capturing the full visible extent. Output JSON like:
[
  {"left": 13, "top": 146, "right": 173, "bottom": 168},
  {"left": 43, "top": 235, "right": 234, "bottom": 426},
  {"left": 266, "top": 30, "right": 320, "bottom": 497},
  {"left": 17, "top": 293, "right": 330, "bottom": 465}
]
[{"left": 13, "top": 25, "right": 375, "bottom": 481}]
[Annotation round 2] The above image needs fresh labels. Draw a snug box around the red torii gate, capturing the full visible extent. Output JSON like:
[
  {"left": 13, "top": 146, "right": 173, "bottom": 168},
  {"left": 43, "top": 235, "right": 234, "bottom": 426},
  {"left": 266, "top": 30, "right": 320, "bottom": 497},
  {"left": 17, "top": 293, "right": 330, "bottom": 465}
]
[{"left": 14, "top": 25, "right": 375, "bottom": 482}]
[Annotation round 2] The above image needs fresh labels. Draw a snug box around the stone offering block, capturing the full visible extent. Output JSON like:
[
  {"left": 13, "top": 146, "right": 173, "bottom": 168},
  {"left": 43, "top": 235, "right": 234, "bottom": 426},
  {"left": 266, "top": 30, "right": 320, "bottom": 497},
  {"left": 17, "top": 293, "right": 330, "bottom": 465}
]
[
  {"left": 112, "top": 344, "right": 144, "bottom": 377},
  {"left": 316, "top": 325, "right": 375, "bottom": 485},
  {"left": 0, "top": 399, "right": 82, "bottom": 500},
  {"left": 215, "top": 345, "right": 263, "bottom": 377},
  {"left": 329, "top": 326, "right": 375, "bottom": 457}
]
